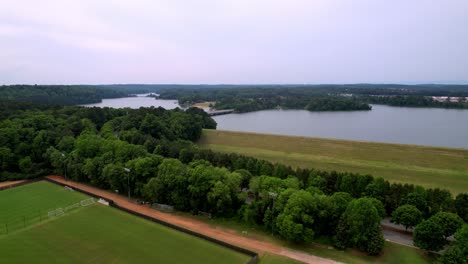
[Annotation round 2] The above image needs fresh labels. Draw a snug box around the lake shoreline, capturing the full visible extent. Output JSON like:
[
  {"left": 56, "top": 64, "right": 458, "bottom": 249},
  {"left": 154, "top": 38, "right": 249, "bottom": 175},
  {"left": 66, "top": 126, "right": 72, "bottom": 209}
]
[{"left": 77, "top": 95, "right": 468, "bottom": 149}]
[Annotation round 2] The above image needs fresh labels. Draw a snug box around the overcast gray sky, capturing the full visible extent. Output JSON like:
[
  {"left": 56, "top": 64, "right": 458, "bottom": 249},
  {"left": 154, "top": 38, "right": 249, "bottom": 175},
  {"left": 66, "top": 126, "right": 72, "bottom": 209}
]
[{"left": 1, "top": 0, "right": 467, "bottom": 84}]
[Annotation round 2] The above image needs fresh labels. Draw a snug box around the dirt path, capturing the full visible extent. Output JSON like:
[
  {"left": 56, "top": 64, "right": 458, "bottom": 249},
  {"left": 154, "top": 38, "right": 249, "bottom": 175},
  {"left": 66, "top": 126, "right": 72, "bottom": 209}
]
[
  {"left": 0, "top": 180, "right": 28, "bottom": 189},
  {"left": 46, "top": 175, "right": 340, "bottom": 264}
]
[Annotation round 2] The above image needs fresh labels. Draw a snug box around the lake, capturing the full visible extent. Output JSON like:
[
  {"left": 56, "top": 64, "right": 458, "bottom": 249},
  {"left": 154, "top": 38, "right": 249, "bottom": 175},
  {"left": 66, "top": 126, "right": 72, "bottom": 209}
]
[
  {"left": 213, "top": 105, "right": 468, "bottom": 149},
  {"left": 81, "top": 96, "right": 468, "bottom": 149},
  {"left": 81, "top": 94, "right": 181, "bottom": 109}
]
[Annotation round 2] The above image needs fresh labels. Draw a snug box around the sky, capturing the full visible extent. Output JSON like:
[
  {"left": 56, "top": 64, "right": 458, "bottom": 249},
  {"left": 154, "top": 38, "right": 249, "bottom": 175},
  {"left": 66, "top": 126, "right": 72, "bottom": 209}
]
[{"left": 1, "top": 0, "right": 467, "bottom": 85}]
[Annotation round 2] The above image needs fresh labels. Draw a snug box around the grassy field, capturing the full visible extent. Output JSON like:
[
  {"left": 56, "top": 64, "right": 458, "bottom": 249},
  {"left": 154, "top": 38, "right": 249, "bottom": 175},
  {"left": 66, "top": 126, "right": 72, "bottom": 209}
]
[
  {"left": 0, "top": 182, "right": 251, "bottom": 264},
  {"left": 193, "top": 101, "right": 215, "bottom": 109},
  {"left": 259, "top": 254, "right": 304, "bottom": 264},
  {"left": 198, "top": 130, "right": 468, "bottom": 194},
  {"left": 0, "top": 181, "right": 89, "bottom": 234}
]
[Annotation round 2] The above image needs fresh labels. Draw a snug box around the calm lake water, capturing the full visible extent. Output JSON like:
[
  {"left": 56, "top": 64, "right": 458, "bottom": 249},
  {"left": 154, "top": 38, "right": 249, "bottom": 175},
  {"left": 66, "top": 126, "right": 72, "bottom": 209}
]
[
  {"left": 81, "top": 96, "right": 468, "bottom": 149},
  {"left": 81, "top": 94, "right": 181, "bottom": 109},
  {"left": 213, "top": 105, "right": 468, "bottom": 149}
]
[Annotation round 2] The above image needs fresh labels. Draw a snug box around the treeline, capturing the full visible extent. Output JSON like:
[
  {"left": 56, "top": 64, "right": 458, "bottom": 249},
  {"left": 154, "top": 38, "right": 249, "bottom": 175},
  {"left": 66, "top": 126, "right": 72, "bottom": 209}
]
[
  {"left": 0, "top": 85, "right": 127, "bottom": 105},
  {"left": 0, "top": 102, "right": 466, "bottom": 260},
  {"left": 361, "top": 95, "right": 468, "bottom": 109},
  {"left": 153, "top": 140, "right": 467, "bottom": 257},
  {"left": 155, "top": 85, "right": 468, "bottom": 112},
  {"left": 0, "top": 102, "right": 215, "bottom": 180},
  {"left": 212, "top": 96, "right": 371, "bottom": 113},
  {"left": 153, "top": 84, "right": 468, "bottom": 99},
  {"left": 157, "top": 142, "right": 467, "bottom": 219},
  {"left": 2, "top": 84, "right": 468, "bottom": 110},
  {"left": 305, "top": 97, "right": 371, "bottom": 111}
]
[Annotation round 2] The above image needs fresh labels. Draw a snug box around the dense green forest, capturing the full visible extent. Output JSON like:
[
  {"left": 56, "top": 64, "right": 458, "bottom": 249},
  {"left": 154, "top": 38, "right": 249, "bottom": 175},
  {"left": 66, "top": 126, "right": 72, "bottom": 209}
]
[
  {"left": 0, "top": 85, "right": 127, "bottom": 105},
  {"left": 361, "top": 95, "right": 468, "bottom": 108},
  {"left": 0, "top": 101, "right": 466, "bottom": 260},
  {"left": 153, "top": 85, "right": 468, "bottom": 112},
  {"left": 212, "top": 96, "right": 371, "bottom": 112},
  {"left": 2, "top": 84, "right": 468, "bottom": 111}
]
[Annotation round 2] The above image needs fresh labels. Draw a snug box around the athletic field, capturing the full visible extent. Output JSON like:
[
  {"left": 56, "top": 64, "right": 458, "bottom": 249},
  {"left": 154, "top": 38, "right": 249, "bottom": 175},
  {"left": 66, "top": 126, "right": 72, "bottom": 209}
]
[
  {"left": 0, "top": 181, "right": 251, "bottom": 264},
  {"left": 198, "top": 129, "right": 468, "bottom": 194}
]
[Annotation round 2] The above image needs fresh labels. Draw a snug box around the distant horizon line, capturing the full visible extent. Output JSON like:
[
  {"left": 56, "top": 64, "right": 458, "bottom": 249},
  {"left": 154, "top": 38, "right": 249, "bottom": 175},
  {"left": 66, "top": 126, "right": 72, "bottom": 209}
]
[{"left": 3, "top": 82, "right": 468, "bottom": 86}]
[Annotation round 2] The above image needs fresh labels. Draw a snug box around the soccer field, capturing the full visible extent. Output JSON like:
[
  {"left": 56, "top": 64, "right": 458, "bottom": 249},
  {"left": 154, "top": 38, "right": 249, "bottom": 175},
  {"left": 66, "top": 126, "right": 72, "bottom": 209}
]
[
  {"left": 0, "top": 181, "right": 251, "bottom": 264},
  {"left": 0, "top": 181, "right": 90, "bottom": 234}
]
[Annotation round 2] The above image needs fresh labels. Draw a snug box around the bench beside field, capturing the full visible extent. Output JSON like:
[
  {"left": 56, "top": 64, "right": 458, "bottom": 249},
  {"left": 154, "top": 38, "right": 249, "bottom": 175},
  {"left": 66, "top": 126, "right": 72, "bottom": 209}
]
[{"left": 198, "top": 129, "right": 468, "bottom": 194}]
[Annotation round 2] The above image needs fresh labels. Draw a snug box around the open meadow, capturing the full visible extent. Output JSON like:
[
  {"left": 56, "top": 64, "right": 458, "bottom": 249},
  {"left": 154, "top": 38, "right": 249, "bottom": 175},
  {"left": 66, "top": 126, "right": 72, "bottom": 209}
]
[
  {"left": 0, "top": 181, "right": 251, "bottom": 264},
  {"left": 198, "top": 129, "right": 468, "bottom": 194}
]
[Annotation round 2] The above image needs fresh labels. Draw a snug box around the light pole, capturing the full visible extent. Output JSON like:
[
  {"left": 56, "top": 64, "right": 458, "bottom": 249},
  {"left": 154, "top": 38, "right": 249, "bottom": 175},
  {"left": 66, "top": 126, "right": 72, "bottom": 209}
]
[
  {"left": 124, "top": 168, "right": 131, "bottom": 199},
  {"left": 268, "top": 191, "right": 278, "bottom": 235},
  {"left": 61, "top": 153, "right": 67, "bottom": 180}
]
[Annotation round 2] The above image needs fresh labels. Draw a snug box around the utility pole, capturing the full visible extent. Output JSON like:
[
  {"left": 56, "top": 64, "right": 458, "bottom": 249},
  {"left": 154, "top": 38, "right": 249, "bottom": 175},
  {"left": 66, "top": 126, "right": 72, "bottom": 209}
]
[{"left": 124, "top": 168, "right": 131, "bottom": 199}]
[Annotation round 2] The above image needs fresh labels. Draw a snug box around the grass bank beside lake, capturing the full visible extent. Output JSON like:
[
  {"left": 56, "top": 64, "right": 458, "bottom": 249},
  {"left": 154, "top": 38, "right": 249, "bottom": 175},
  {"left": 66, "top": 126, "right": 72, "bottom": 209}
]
[
  {"left": 192, "top": 101, "right": 215, "bottom": 109},
  {"left": 198, "top": 130, "right": 468, "bottom": 194}
]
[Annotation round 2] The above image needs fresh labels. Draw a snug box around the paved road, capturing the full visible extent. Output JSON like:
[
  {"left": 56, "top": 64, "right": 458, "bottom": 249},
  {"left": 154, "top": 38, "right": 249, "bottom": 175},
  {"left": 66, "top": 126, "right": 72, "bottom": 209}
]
[
  {"left": 382, "top": 227, "right": 415, "bottom": 247},
  {"left": 46, "top": 175, "right": 341, "bottom": 264},
  {"left": 381, "top": 218, "right": 415, "bottom": 247}
]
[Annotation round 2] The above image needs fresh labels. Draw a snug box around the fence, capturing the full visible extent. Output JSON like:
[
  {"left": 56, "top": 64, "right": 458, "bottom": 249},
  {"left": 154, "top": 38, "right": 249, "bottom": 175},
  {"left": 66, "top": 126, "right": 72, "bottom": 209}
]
[
  {"left": 45, "top": 178, "right": 259, "bottom": 264},
  {"left": 0, "top": 198, "right": 95, "bottom": 235},
  {"left": 151, "top": 203, "right": 174, "bottom": 212},
  {"left": 110, "top": 203, "right": 258, "bottom": 264}
]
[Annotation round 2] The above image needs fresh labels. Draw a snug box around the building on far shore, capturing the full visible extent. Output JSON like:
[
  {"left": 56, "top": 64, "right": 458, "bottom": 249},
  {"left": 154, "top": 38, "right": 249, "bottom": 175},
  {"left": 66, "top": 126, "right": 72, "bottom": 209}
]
[{"left": 432, "top": 96, "right": 467, "bottom": 102}]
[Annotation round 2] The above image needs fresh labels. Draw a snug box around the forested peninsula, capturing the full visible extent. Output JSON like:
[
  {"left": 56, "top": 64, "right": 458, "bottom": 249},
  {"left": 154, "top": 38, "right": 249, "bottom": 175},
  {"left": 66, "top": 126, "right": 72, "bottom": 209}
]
[
  {"left": 3, "top": 84, "right": 468, "bottom": 112},
  {"left": 153, "top": 85, "right": 468, "bottom": 112}
]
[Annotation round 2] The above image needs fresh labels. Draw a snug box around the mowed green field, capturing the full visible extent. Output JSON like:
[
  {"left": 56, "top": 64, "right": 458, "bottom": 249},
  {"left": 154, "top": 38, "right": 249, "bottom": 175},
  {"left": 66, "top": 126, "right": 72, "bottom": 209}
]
[
  {"left": 0, "top": 182, "right": 250, "bottom": 264},
  {"left": 0, "top": 181, "right": 90, "bottom": 233},
  {"left": 198, "top": 130, "right": 468, "bottom": 194}
]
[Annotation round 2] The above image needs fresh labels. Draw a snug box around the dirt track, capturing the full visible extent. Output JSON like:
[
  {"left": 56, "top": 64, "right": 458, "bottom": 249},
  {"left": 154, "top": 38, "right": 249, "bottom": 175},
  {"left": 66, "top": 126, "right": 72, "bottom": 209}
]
[
  {"left": 46, "top": 175, "right": 340, "bottom": 264},
  {"left": 0, "top": 180, "right": 28, "bottom": 189}
]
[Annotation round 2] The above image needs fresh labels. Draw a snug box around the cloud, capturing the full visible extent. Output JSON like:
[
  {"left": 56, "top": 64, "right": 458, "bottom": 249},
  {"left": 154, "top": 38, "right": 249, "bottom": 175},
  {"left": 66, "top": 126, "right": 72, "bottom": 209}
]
[{"left": 0, "top": 0, "right": 467, "bottom": 84}]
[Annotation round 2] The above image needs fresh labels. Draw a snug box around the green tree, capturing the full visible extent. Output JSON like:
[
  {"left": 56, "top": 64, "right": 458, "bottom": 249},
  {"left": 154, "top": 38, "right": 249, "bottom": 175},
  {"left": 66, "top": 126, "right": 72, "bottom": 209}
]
[
  {"left": 432, "top": 212, "right": 464, "bottom": 239},
  {"left": 19, "top": 156, "right": 33, "bottom": 174},
  {"left": 335, "top": 197, "right": 384, "bottom": 255},
  {"left": 0, "top": 147, "right": 14, "bottom": 170},
  {"left": 426, "top": 188, "right": 454, "bottom": 215},
  {"left": 437, "top": 225, "right": 468, "bottom": 264},
  {"left": 234, "top": 169, "right": 252, "bottom": 189},
  {"left": 414, "top": 218, "right": 447, "bottom": 251},
  {"left": 455, "top": 193, "right": 468, "bottom": 222},
  {"left": 328, "top": 192, "right": 354, "bottom": 232},
  {"left": 402, "top": 192, "right": 428, "bottom": 213},
  {"left": 102, "top": 163, "right": 126, "bottom": 193},
  {"left": 57, "top": 136, "right": 75, "bottom": 152},
  {"left": 275, "top": 190, "right": 317, "bottom": 243},
  {"left": 150, "top": 158, "right": 189, "bottom": 209},
  {"left": 391, "top": 205, "right": 423, "bottom": 230},
  {"left": 364, "top": 177, "right": 388, "bottom": 202},
  {"left": 368, "top": 197, "right": 386, "bottom": 219},
  {"left": 207, "top": 181, "right": 232, "bottom": 214},
  {"left": 187, "top": 162, "right": 219, "bottom": 212},
  {"left": 45, "top": 147, "right": 66, "bottom": 174},
  {"left": 308, "top": 173, "right": 327, "bottom": 192}
]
